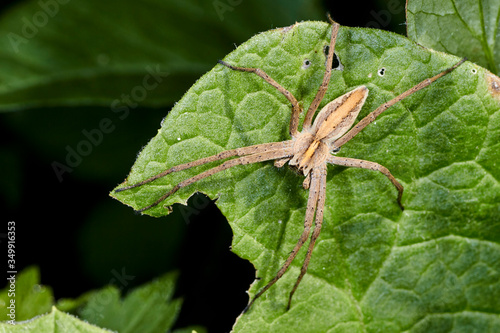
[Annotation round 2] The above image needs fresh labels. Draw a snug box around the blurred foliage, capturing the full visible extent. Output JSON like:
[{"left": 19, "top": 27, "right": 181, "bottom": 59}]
[
  {"left": 0, "top": 267, "right": 205, "bottom": 333},
  {"left": 0, "top": 266, "right": 53, "bottom": 321}
]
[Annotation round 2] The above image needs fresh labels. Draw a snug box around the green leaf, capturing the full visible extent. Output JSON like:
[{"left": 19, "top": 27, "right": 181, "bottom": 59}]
[
  {"left": 58, "top": 271, "right": 184, "bottom": 333},
  {"left": 0, "top": 267, "right": 198, "bottom": 332},
  {"left": 0, "top": 0, "right": 323, "bottom": 111},
  {"left": 112, "top": 21, "right": 500, "bottom": 332},
  {"left": 406, "top": 0, "right": 500, "bottom": 74},
  {"left": 0, "top": 266, "right": 53, "bottom": 322},
  {"left": 0, "top": 307, "right": 113, "bottom": 333}
]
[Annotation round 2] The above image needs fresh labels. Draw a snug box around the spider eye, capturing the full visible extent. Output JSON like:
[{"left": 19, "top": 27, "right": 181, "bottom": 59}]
[
  {"left": 378, "top": 67, "right": 386, "bottom": 76},
  {"left": 302, "top": 59, "right": 312, "bottom": 69}
]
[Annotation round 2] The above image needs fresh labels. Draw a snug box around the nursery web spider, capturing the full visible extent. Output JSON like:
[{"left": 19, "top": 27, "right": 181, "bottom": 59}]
[{"left": 115, "top": 21, "right": 465, "bottom": 312}]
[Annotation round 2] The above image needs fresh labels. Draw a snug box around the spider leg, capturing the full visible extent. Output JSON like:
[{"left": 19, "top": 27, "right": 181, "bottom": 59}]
[
  {"left": 302, "top": 22, "right": 340, "bottom": 130},
  {"left": 333, "top": 58, "right": 466, "bottom": 149},
  {"left": 274, "top": 157, "right": 291, "bottom": 168},
  {"left": 218, "top": 60, "right": 302, "bottom": 137},
  {"left": 243, "top": 165, "right": 322, "bottom": 313},
  {"left": 287, "top": 164, "right": 327, "bottom": 309},
  {"left": 136, "top": 147, "right": 294, "bottom": 212},
  {"left": 328, "top": 155, "right": 404, "bottom": 210},
  {"left": 115, "top": 141, "right": 292, "bottom": 192},
  {"left": 302, "top": 173, "right": 311, "bottom": 190}
]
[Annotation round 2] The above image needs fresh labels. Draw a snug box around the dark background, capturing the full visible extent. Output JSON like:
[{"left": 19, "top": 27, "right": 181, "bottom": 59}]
[{"left": 0, "top": 0, "right": 405, "bottom": 332}]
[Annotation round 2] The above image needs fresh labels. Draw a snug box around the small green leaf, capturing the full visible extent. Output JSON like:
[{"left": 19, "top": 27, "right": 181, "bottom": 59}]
[
  {"left": 112, "top": 21, "right": 500, "bottom": 332},
  {"left": 0, "top": 307, "right": 113, "bottom": 333},
  {"left": 0, "top": 266, "right": 53, "bottom": 322},
  {"left": 407, "top": 0, "right": 500, "bottom": 74},
  {"left": 0, "top": 267, "right": 196, "bottom": 332},
  {"left": 59, "top": 271, "right": 183, "bottom": 333}
]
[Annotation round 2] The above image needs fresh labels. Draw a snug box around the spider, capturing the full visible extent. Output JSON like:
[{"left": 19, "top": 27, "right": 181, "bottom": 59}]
[{"left": 115, "top": 20, "right": 465, "bottom": 312}]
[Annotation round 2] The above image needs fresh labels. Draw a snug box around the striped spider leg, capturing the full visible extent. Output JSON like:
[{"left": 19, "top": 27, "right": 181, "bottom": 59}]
[{"left": 115, "top": 20, "right": 466, "bottom": 312}]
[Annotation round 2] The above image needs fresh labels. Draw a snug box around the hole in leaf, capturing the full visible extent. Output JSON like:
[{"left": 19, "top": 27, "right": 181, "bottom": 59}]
[
  {"left": 332, "top": 53, "right": 342, "bottom": 70},
  {"left": 324, "top": 45, "right": 343, "bottom": 71},
  {"left": 324, "top": 45, "right": 329, "bottom": 56}
]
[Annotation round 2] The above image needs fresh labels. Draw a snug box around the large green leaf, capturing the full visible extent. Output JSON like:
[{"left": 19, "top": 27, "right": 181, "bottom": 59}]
[
  {"left": 0, "top": 0, "right": 323, "bottom": 111},
  {"left": 407, "top": 0, "right": 500, "bottom": 74},
  {"left": 112, "top": 21, "right": 500, "bottom": 332}
]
